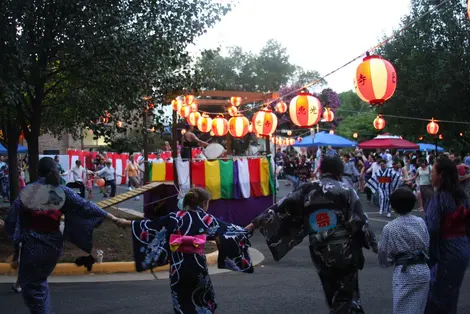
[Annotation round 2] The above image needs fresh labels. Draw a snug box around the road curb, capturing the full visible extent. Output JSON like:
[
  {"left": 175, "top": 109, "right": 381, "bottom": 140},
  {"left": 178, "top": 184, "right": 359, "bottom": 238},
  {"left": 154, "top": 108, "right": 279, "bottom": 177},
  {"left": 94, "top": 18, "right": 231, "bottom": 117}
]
[{"left": 0, "top": 251, "right": 220, "bottom": 276}]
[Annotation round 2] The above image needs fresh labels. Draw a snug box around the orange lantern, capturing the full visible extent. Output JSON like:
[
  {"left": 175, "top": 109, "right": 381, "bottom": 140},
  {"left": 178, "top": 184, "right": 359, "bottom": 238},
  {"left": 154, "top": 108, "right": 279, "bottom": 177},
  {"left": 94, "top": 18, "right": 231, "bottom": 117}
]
[
  {"left": 181, "top": 129, "right": 186, "bottom": 135},
  {"left": 252, "top": 107, "right": 278, "bottom": 136},
  {"left": 427, "top": 119, "right": 439, "bottom": 135},
  {"left": 329, "top": 130, "right": 335, "bottom": 135},
  {"left": 176, "top": 96, "right": 184, "bottom": 108},
  {"left": 373, "top": 116, "right": 386, "bottom": 130},
  {"left": 297, "top": 136, "right": 302, "bottom": 143},
  {"left": 271, "top": 137, "right": 277, "bottom": 144},
  {"left": 228, "top": 115, "right": 250, "bottom": 138},
  {"left": 184, "top": 95, "right": 195, "bottom": 105},
  {"left": 287, "top": 130, "right": 292, "bottom": 136},
  {"left": 179, "top": 105, "right": 190, "bottom": 118},
  {"left": 211, "top": 116, "right": 229, "bottom": 136},
  {"left": 187, "top": 111, "right": 201, "bottom": 126},
  {"left": 323, "top": 108, "right": 335, "bottom": 122},
  {"left": 190, "top": 103, "right": 198, "bottom": 112},
  {"left": 227, "top": 105, "right": 238, "bottom": 117},
  {"left": 439, "top": 134, "right": 443, "bottom": 140},
  {"left": 197, "top": 113, "right": 212, "bottom": 133},
  {"left": 230, "top": 96, "right": 242, "bottom": 107},
  {"left": 171, "top": 99, "right": 181, "bottom": 111},
  {"left": 353, "top": 132, "right": 358, "bottom": 139},
  {"left": 289, "top": 138, "right": 295, "bottom": 145},
  {"left": 276, "top": 101, "right": 287, "bottom": 114},
  {"left": 354, "top": 54, "right": 397, "bottom": 105},
  {"left": 289, "top": 91, "right": 322, "bottom": 127}
]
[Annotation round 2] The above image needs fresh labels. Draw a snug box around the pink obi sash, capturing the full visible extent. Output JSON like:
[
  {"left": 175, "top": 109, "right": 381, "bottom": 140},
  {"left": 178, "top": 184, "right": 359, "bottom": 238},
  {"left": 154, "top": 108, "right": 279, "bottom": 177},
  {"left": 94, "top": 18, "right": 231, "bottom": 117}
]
[{"left": 169, "top": 234, "right": 206, "bottom": 254}]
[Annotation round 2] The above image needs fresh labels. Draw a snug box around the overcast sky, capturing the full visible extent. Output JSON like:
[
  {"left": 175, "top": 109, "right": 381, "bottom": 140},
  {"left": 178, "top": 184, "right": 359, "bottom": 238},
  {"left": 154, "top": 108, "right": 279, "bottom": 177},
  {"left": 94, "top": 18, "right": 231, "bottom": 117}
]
[{"left": 191, "top": 0, "right": 411, "bottom": 93}]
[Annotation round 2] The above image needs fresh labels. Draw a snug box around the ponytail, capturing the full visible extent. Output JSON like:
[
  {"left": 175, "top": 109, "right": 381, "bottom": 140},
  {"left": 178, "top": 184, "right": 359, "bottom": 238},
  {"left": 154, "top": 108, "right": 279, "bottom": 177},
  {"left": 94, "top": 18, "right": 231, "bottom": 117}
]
[{"left": 182, "top": 187, "right": 211, "bottom": 210}]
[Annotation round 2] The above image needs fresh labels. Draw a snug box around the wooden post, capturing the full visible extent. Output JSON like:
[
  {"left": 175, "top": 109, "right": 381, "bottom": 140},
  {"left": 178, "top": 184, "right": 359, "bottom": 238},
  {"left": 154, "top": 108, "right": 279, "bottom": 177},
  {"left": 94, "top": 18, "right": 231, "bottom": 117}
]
[
  {"left": 143, "top": 108, "right": 149, "bottom": 184},
  {"left": 171, "top": 110, "right": 178, "bottom": 186},
  {"left": 265, "top": 136, "right": 271, "bottom": 155}
]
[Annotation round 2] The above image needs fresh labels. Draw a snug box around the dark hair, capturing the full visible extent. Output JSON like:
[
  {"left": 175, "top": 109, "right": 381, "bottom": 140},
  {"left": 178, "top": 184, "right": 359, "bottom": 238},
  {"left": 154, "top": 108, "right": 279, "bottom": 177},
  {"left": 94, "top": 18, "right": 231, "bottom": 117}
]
[
  {"left": 320, "top": 156, "right": 344, "bottom": 178},
  {"left": 390, "top": 187, "right": 416, "bottom": 215},
  {"left": 182, "top": 187, "right": 211, "bottom": 209},
  {"left": 38, "top": 157, "right": 61, "bottom": 186},
  {"left": 434, "top": 157, "right": 467, "bottom": 202}
]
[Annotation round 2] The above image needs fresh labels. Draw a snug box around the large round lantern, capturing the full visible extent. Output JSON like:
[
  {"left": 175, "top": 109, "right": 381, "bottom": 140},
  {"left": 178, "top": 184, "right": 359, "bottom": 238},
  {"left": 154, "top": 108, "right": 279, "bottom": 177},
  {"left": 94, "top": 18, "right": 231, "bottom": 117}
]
[
  {"left": 190, "top": 103, "right": 198, "bottom": 112},
  {"left": 179, "top": 105, "right": 190, "bottom": 118},
  {"left": 230, "top": 96, "right": 242, "bottom": 107},
  {"left": 197, "top": 114, "right": 212, "bottom": 133},
  {"left": 276, "top": 101, "right": 287, "bottom": 114},
  {"left": 373, "top": 116, "right": 386, "bottom": 130},
  {"left": 187, "top": 111, "right": 201, "bottom": 126},
  {"left": 252, "top": 107, "right": 278, "bottom": 136},
  {"left": 323, "top": 108, "right": 335, "bottom": 122},
  {"left": 427, "top": 119, "right": 439, "bottom": 135},
  {"left": 354, "top": 55, "right": 397, "bottom": 105},
  {"left": 227, "top": 105, "right": 238, "bottom": 117},
  {"left": 171, "top": 99, "right": 182, "bottom": 112},
  {"left": 184, "top": 95, "right": 195, "bottom": 105},
  {"left": 211, "top": 116, "right": 229, "bottom": 136},
  {"left": 228, "top": 115, "right": 250, "bottom": 138},
  {"left": 289, "top": 91, "right": 322, "bottom": 127}
]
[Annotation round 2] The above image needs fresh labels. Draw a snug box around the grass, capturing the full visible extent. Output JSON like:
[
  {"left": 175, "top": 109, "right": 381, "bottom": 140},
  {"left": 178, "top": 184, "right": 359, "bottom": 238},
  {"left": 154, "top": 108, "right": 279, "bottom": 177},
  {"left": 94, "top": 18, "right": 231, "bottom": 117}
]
[{"left": 0, "top": 206, "right": 216, "bottom": 263}]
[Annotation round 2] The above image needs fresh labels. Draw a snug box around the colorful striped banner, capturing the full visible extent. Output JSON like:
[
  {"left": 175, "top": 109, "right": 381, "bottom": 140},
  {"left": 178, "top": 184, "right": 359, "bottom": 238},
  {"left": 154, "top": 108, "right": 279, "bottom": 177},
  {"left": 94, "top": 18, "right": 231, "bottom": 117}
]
[
  {"left": 248, "top": 158, "right": 262, "bottom": 197},
  {"left": 149, "top": 162, "right": 174, "bottom": 182},
  {"left": 205, "top": 160, "right": 221, "bottom": 200},
  {"left": 260, "top": 158, "right": 270, "bottom": 196},
  {"left": 192, "top": 161, "right": 206, "bottom": 189},
  {"left": 219, "top": 160, "right": 234, "bottom": 199}
]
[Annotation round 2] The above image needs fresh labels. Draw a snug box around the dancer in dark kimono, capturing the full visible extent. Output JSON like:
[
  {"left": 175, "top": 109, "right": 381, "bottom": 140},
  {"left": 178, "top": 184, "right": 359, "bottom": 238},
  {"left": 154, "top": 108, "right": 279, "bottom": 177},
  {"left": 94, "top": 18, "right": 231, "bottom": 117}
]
[
  {"left": 4, "top": 157, "right": 127, "bottom": 314},
  {"left": 125, "top": 187, "right": 253, "bottom": 314},
  {"left": 366, "top": 159, "right": 400, "bottom": 218},
  {"left": 246, "top": 156, "right": 378, "bottom": 313},
  {"left": 1, "top": 162, "right": 10, "bottom": 202},
  {"left": 425, "top": 157, "right": 470, "bottom": 314},
  {"left": 378, "top": 188, "right": 430, "bottom": 314}
]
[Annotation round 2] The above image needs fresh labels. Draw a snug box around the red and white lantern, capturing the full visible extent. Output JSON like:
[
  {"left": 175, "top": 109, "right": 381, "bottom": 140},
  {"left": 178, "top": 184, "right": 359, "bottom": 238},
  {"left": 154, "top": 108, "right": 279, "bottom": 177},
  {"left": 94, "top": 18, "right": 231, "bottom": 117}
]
[
  {"left": 289, "top": 138, "right": 295, "bottom": 145},
  {"left": 289, "top": 91, "right": 322, "bottom": 127},
  {"left": 187, "top": 111, "right": 201, "bottom": 126},
  {"left": 373, "top": 116, "right": 386, "bottom": 130},
  {"left": 427, "top": 119, "right": 439, "bottom": 135},
  {"left": 228, "top": 115, "right": 250, "bottom": 138},
  {"left": 171, "top": 99, "right": 182, "bottom": 112},
  {"left": 276, "top": 101, "right": 287, "bottom": 114},
  {"left": 179, "top": 105, "right": 190, "bottom": 118},
  {"left": 230, "top": 96, "right": 242, "bottom": 107},
  {"left": 323, "top": 108, "right": 335, "bottom": 122},
  {"left": 190, "top": 103, "right": 198, "bottom": 112},
  {"left": 227, "top": 105, "right": 238, "bottom": 117},
  {"left": 197, "top": 114, "right": 212, "bottom": 133},
  {"left": 211, "top": 116, "right": 229, "bottom": 136},
  {"left": 252, "top": 107, "right": 278, "bottom": 136},
  {"left": 184, "top": 95, "right": 195, "bottom": 105}
]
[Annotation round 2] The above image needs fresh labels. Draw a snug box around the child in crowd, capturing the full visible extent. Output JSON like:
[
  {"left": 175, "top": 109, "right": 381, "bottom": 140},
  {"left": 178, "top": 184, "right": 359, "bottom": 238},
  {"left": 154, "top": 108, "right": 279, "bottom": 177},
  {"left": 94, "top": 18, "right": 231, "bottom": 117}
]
[{"left": 86, "top": 173, "right": 94, "bottom": 200}]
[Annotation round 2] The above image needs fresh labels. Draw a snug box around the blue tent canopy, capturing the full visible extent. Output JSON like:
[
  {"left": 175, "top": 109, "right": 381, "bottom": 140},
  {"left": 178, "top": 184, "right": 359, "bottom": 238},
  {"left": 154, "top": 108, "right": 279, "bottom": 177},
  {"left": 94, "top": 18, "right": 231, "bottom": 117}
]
[
  {"left": 400, "top": 143, "right": 444, "bottom": 152},
  {"left": 293, "top": 131, "right": 357, "bottom": 148},
  {"left": 0, "top": 143, "right": 28, "bottom": 154}
]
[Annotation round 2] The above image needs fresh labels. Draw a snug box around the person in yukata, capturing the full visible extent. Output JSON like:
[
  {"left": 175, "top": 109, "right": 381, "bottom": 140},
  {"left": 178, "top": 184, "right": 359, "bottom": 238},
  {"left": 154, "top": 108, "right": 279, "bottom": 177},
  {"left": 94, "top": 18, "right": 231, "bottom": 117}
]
[
  {"left": 4, "top": 157, "right": 127, "bottom": 314},
  {"left": 342, "top": 154, "right": 359, "bottom": 188},
  {"left": 366, "top": 159, "right": 400, "bottom": 218},
  {"left": 245, "top": 156, "right": 378, "bottom": 313},
  {"left": 378, "top": 187, "right": 430, "bottom": 314},
  {"left": 425, "top": 157, "right": 470, "bottom": 314},
  {"left": 120, "top": 187, "right": 253, "bottom": 314}
]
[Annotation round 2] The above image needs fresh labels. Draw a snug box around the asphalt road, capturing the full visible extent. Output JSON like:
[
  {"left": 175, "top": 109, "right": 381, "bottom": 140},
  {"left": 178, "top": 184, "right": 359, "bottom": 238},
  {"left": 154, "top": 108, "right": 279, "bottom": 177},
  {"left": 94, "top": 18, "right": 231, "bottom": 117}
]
[{"left": 2, "top": 183, "right": 470, "bottom": 313}]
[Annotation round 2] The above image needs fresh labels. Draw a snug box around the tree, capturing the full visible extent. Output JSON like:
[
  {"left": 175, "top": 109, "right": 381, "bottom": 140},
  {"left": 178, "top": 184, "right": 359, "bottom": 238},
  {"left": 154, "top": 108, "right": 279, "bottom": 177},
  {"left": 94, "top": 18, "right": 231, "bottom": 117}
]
[
  {"left": 376, "top": 0, "right": 470, "bottom": 150},
  {"left": 1, "top": 0, "right": 232, "bottom": 183},
  {"left": 336, "top": 91, "right": 373, "bottom": 116},
  {"left": 336, "top": 113, "right": 379, "bottom": 143}
]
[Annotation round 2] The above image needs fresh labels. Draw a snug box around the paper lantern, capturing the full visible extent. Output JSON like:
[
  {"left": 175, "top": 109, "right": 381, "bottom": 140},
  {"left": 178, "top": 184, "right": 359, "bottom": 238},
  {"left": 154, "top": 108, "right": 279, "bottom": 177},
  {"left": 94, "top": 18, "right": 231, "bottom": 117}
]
[
  {"left": 252, "top": 107, "right": 278, "bottom": 136},
  {"left": 373, "top": 116, "right": 386, "bottom": 130},
  {"left": 228, "top": 115, "right": 250, "bottom": 138},
  {"left": 248, "top": 122, "right": 253, "bottom": 133},
  {"left": 329, "top": 130, "right": 335, "bottom": 135},
  {"left": 176, "top": 96, "right": 184, "bottom": 108},
  {"left": 271, "top": 137, "right": 277, "bottom": 144},
  {"left": 289, "top": 91, "right": 322, "bottom": 127},
  {"left": 171, "top": 99, "right": 181, "bottom": 111},
  {"left": 231, "top": 96, "right": 242, "bottom": 107},
  {"left": 439, "top": 134, "right": 443, "bottom": 140},
  {"left": 323, "top": 108, "right": 335, "bottom": 122},
  {"left": 211, "top": 116, "right": 229, "bottom": 136},
  {"left": 227, "top": 105, "right": 238, "bottom": 117},
  {"left": 287, "top": 130, "right": 292, "bottom": 136},
  {"left": 184, "top": 95, "right": 195, "bottom": 105},
  {"left": 276, "top": 101, "right": 287, "bottom": 114},
  {"left": 187, "top": 111, "right": 201, "bottom": 126},
  {"left": 427, "top": 119, "right": 439, "bottom": 135},
  {"left": 353, "top": 132, "right": 358, "bottom": 139},
  {"left": 197, "top": 114, "right": 212, "bottom": 133},
  {"left": 181, "top": 129, "right": 186, "bottom": 135},
  {"left": 190, "top": 103, "right": 198, "bottom": 112},
  {"left": 179, "top": 105, "right": 190, "bottom": 118},
  {"left": 289, "top": 138, "right": 295, "bottom": 145},
  {"left": 297, "top": 136, "right": 302, "bottom": 143},
  {"left": 354, "top": 55, "right": 397, "bottom": 105},
  {"left": 210, "top": 131, "right": 215, "bottom": 136}
]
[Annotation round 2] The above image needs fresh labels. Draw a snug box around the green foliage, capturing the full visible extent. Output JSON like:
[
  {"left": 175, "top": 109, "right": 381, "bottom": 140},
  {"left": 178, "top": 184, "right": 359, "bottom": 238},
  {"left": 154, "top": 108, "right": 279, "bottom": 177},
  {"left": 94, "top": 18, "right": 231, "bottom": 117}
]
[
  {"left": 336, "top": 113, "right": 379, "bottom": 142},
  {"left": 337, "top": 91, "right": 374, "bottom": 116}
]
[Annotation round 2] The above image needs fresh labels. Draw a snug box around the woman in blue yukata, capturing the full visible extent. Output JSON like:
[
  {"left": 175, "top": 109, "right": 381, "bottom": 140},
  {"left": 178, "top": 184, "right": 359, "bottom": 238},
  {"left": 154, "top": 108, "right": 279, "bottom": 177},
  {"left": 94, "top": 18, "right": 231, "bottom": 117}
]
[
  {"left": 120, "top": 187, "right": 254, "bottom": 314},
  {"left": 4, "top": 157, "right": 127, "bottom": 314},
  {"left": 425, "top": 157, "right": 470, "bottom": 314}
]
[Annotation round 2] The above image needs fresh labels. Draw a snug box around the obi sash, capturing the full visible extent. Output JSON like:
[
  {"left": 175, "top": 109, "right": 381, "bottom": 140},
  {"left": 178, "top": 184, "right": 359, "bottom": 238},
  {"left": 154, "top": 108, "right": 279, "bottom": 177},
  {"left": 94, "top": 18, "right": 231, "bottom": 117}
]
[
  {"left": 169, "top": 234, "right": 206, "bottom": 254},
  {"left": 395, "top": 251, "right": 428, "bottom": 272},
  {"left": 23, "top": 209, "right": 62, "bottom": 233},
  {"left": 378, "top": 177, "right": 392, "bottom": 184}
]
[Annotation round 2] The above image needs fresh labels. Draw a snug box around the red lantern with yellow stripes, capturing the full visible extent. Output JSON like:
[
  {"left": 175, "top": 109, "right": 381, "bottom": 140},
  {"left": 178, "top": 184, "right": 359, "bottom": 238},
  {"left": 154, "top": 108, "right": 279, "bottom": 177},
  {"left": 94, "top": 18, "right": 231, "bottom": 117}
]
[
  {"left": 252, "top": 107, "right": 278, "bottom": 136},
  {"left": 289, "top": 91, "right": 322, "bottom": 127},
  {"left": 190, "top": 103, "right": 198, "bottom": 112},
  {"left": 171, "top": 99, "right": 182, "bottom": 112},
  {"left": 276, "top": 101, "right": 287, "bottom": 114},
  {"left": 230, "top": 96, "right": 242, "bottom": 107},
  {"left": 354, "top": 55, "right": 397, "bottom": 105},
  {"left": 427, "top": 119, "right": 439, "bottom": 135},
  {"left": 227, "top": 105, "right": 238, "bottom": 117},
  {"left": 187, "top": 111, "right": 201, "bottom": 126},
  {"left": 211, "top": 116, "right": 229, "bottom": 136},
  {"left": 184, "top": 95, "right": 195, "bottom": 105},
  {"left": 197, "top": 114, "right": 212, "bottom": 133},
  {"left": 373, "top": 116, "right": 386, "bottom": 130},
  {"left": 179, "top": 105, "right": 190, "bottom": 118},
  {"left": 228, "top": 115, "right": 250, "bottom": 138},
  {"left": 323, "top": 108, "right": 335, "bottom": 122},
  {"left": 289, "top": 138, "right": 295, "bottom": 145}
]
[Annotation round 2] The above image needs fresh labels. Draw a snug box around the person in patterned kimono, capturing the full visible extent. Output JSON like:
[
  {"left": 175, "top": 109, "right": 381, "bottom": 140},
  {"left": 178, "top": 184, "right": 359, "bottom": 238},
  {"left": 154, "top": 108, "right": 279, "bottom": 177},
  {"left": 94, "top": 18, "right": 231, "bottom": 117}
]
[
  {"left": 378, "top": 187, "right": 430, "bottom": 314},
  {"left": 4, "top": 157, "right": 127, "bottom": 314},
  {"left": 122, "top": 187, "right": 253, "bottom": 314},
  {"left": 246, "top": 156, "right": 378, "bottom": 313},
  {"left": 366, "top": 159, "right": 400, "bottom": 218}
]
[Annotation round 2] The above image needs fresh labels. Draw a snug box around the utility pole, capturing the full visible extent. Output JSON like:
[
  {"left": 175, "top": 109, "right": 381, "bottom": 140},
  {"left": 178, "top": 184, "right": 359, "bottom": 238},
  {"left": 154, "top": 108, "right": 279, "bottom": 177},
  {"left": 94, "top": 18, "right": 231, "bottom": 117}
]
[{"left": 171, "top": 109, "right": 178, "bottom": 186}]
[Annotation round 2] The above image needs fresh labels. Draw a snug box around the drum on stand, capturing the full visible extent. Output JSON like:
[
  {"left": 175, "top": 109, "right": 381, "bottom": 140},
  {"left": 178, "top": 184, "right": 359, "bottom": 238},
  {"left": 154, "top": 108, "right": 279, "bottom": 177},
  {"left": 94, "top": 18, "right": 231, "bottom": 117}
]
[{"left": 203, "top": 143, "right": 225, "bottom": 160}]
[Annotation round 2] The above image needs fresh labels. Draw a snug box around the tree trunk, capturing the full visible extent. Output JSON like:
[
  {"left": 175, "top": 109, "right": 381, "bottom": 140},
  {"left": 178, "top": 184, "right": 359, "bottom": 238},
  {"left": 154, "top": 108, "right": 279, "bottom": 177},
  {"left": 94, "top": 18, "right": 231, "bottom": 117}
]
[
  {"left": 25, "top": 129, "right": 40, "bottom": 182},
  {"left": 5, "top": 122, "right": 20, "bottom": 202}
]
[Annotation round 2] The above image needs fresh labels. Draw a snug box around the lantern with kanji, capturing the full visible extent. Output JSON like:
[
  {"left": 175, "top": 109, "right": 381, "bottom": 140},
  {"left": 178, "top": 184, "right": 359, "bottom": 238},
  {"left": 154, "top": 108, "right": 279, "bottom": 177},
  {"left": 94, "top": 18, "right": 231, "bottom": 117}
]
[
  {"left": 228, "top": 115, "right": 250, "bottom": 138},
  {"left": 427, "top": 119, "right": 439, "bottom": 135},
  {"left": 179, "top": 105, "right": 190, "bottom": 118},
  {"left": 276, "top": 101, "right": 287, "bottom": 114},
  {"left": 184, "top": 95, "right": 195, "bottom": 105},
  {"left": 187, "top": 111, "right": 201, "bottom": 126},
  {"left": 230, "top": 96, "right": 242, "bottom": 107},
  {"left": 289, "top": 91, "right": 322, "bottom": 127},
  {"left": 211, "top": 116, "right": 229, "bottom": 136},
  {"left": 354, "top": 54, "right": 397, "bottom": 105},
  {"left": 252, "top": 107, "right": 278, "bottom": 136},
  {"left": 197, "top": 114, "right": 212, "bottom": 133},
  {"left": 323, "top": 108, "right": 335, "bottom": 122},
  {"left": 373, "top": 116, "right": 386, "bottom": 130}
]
